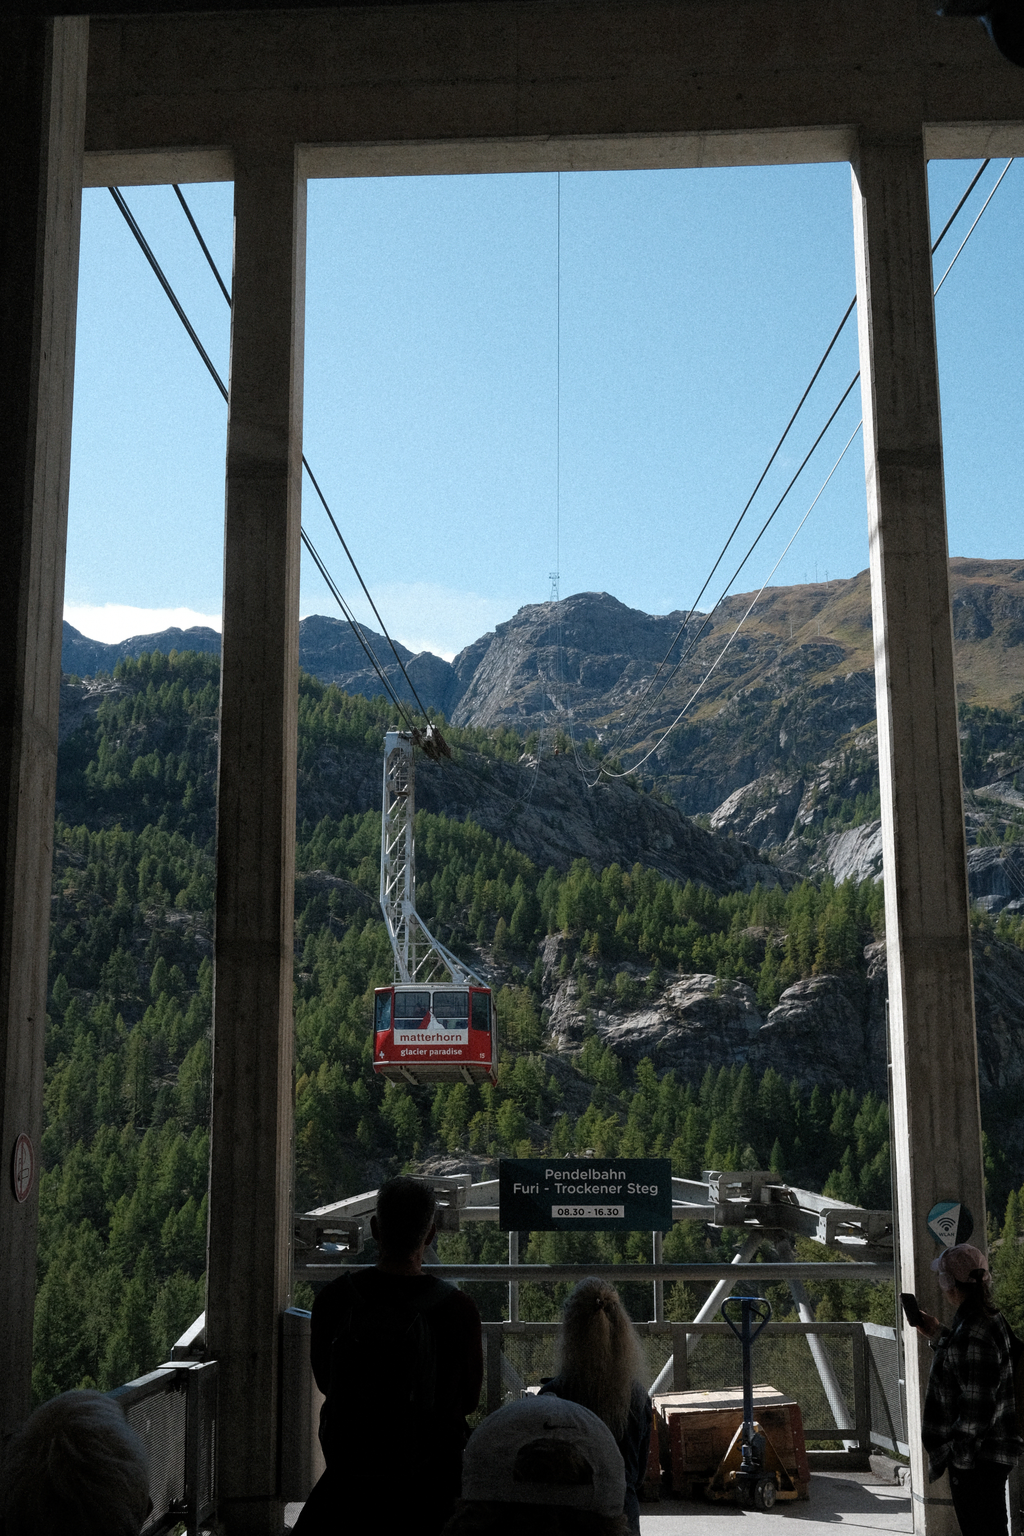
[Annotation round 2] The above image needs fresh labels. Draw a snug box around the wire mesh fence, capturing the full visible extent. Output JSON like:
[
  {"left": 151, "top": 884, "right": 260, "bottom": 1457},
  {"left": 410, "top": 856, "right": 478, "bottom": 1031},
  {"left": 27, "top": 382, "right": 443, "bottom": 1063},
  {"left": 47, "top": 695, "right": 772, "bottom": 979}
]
[
  {"left": 124, "top": 1382, "right": 187, "bottom": 1531},
  {"left": 684, "top": 1329, "right": 855, "bottom": 1438},
  {"left": 637, "top": 1331, "right": 675, "bottom": 1393},
  {"left": 109, "top": 1362, "right": 218, "bottom": 1536},
  {"left": 864, "top": 1322, "right": 908, "bottom": 1454},
  {"left": 483, "top": 1320, "right": 892, "bottom": 1451}
]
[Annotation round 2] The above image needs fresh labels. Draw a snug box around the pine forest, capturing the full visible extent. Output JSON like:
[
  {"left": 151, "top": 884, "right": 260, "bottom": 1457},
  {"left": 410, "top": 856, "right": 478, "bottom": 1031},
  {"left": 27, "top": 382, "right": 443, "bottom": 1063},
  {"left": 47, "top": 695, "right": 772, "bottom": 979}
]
[{"left": 35, "top": 649, "right": 1024, "bottom": 1402}]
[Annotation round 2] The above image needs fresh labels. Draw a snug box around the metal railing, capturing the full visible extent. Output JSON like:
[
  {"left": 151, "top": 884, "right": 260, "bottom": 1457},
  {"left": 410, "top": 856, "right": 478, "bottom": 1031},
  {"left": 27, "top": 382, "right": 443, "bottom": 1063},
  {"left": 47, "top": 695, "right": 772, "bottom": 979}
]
[
  {"left": 479, "top": 1319, "right": 907, "bottom": 1460},
  {"left": 108, "top": 1308, "right": 906, "bottom": 1524},
  {"left": 108, "top": 1359, "right": 217, "bottom": 1536}
]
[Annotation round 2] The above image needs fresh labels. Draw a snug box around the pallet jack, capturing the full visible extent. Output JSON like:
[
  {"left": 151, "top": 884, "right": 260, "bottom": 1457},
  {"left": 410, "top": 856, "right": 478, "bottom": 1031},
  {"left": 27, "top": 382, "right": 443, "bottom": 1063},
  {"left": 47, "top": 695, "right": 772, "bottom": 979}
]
[{"left": 706, "top": 1296, "right": 800, "bottom": 1511}]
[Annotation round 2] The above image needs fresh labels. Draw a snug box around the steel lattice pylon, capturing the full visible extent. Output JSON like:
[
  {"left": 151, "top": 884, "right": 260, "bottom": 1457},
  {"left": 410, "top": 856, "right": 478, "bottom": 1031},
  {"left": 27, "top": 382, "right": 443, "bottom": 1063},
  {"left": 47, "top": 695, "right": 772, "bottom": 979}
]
[{"left": 379, "top": 730, "right": 482, "bottom": 985}]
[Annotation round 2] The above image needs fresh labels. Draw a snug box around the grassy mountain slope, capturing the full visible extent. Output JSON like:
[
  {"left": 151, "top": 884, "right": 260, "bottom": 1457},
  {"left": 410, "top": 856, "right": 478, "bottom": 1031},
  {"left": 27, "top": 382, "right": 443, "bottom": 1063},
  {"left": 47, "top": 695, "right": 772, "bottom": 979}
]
[{"left": 443, "top": 560, "right": 1024, "bottom": 867}]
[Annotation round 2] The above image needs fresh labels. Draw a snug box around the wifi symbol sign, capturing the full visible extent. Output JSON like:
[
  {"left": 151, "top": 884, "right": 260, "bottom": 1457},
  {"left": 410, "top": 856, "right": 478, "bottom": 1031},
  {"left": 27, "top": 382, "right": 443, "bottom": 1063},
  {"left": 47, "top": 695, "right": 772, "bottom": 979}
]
[{"left": 928, "top": 1201, "right": 962, "bottom": 1248}]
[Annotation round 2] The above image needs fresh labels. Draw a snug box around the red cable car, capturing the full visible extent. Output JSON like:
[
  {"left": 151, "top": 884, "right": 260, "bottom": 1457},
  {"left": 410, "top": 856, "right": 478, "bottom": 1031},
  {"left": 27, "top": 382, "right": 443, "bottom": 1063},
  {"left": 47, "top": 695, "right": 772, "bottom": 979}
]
[
  {"left": 373, "top": 728, "right": 498, "bottom": 1086},
  {"left": 373, "top": 983, "right": 497, "bottom": 1084}
]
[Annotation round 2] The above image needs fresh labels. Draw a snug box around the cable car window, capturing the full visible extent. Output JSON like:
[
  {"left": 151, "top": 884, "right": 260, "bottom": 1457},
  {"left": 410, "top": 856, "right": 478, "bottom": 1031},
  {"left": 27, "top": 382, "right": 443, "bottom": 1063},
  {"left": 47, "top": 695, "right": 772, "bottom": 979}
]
[
  {"left": 431, "top": 991, "right": 469, "bottom": 1029},
  {"left": 471, "top": 992, "right": 491, "bottom": 1032},
  {"left": 374, "top": 992, "right": 392, "bottom": 1032},
  {"left": 393, "top": 990, "right": 431, "bottom": 1024}
]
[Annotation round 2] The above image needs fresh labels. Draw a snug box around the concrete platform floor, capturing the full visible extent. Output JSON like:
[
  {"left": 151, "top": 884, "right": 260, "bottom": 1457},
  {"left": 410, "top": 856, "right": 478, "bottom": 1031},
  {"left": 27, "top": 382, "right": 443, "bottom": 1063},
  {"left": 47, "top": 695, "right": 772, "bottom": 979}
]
[
  {"left": 287, "top": 1471, "right": 913, "bottom": 1532},
  {"left": 639, "top": 1472, "right": 912, "bottom": 1532}
]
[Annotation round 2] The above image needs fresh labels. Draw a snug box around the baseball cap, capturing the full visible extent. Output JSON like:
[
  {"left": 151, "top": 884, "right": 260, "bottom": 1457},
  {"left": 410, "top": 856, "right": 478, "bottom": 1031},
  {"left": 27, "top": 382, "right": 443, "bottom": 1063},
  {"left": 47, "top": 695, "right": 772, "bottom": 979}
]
[
  {"left": 930, "top": 1242, "right": 989, "bottom": 1292},
  {"left": 461, "top": 1396, "right": 626, "bottom": 1516}
]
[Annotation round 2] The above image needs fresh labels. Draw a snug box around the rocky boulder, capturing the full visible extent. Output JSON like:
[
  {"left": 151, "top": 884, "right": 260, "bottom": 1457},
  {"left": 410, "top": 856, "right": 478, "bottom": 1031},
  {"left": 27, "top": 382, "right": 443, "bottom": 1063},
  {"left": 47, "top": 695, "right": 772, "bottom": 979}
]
[
  {"left": 752, "top": 974, "right": 884, "bottom": 1093},
  {"left": 811, "top": 820, "right": 884, "bottom": 885},
  {"left": 552, "top": 974, "right": 765, "bottom": 1080},
  {"left": 966, "top": 845, "right": 1024, "bottom": 913}
]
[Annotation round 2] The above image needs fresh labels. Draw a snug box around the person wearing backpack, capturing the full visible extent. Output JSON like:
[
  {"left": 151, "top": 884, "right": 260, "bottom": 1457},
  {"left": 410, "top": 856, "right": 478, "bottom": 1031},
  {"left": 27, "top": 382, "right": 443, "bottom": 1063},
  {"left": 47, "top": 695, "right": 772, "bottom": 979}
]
[
  {"left": 915, "top": 1243, "right": 1023, "bottom": 1536},
  {"left": 296, "top": 1176, "right": 483, "bottom": 1536}
]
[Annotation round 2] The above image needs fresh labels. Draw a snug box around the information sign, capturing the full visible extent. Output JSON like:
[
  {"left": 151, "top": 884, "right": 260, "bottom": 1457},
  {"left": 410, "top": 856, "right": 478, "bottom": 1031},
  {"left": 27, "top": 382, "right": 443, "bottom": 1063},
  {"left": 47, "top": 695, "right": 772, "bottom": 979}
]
[{"left": 499, "top": 1158, "right": 672, "bottom": 1231}]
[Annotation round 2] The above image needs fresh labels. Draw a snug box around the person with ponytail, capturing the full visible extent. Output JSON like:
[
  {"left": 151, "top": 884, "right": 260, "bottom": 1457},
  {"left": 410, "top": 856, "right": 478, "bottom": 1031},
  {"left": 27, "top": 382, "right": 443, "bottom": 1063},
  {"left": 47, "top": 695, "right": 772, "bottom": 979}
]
[
  {"left": 539, "top": 1279, "right": 651, "bottom": 1533},
  {"left": 915, "top": 1242, "right": 1022, "bottom": 1535}
]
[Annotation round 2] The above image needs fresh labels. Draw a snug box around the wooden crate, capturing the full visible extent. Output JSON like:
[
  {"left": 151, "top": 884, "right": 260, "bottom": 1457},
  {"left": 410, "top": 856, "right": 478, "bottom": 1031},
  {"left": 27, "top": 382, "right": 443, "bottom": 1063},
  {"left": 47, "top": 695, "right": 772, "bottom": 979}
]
[{"left": 653, "top": 1385, "right": 810, "bottom": 1500}]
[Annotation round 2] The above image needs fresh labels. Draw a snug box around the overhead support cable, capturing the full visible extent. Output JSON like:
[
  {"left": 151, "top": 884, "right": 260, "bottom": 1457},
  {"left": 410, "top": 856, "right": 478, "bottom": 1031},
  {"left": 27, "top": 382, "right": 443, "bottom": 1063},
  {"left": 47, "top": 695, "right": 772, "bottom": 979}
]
[
  {"left": 167, "top": 184, "right": 435, "bottom": 725},
  {"left": 588, "top": 156, "right": 1014, "bottom": 784},
  {"left": 109, "top": 188, "right": 228, "bottom": 405},
  {"left": 600, "top": 294, "right": 859, "bottom": 766},
  {"left": 591, "top": 156, "right": 1014, "bottom": 780},
  {"left": 586, "top": 404, "right": 864, "bottom": 786},
  {"left": 299, "top": 530, "right": 417, "bottom": 729},
  {"left": 111, "top": 183, "right": 430, "bottom": 725},
  {"left": 171, "top": 184, "right": 232, "bottom": 307},
  {"left": 108, "top": 185, "right": 418, "bottom": 728},
  {"left": 934, "top": 158, "right": 1015, "bottom": 295},
  {"left": 930, "top": 158, "right": 992, "bottom": 254}
]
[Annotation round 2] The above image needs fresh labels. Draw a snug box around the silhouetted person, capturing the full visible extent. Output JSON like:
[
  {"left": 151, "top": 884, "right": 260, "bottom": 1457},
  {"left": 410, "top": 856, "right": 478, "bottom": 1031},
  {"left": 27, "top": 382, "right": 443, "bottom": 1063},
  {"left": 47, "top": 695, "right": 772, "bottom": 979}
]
[
  {"left": 0, "top": 1389, "right": 151, "bottom": 1536},
  {"left": 442, "top": 1395, "right": 629, "bottom": 1536},
  {"left": 539, "top": 1278, "right": 651, "bottom": 1533},
  {"left": 297, "top": 1176, "right": 482, "bottom": 1536}
]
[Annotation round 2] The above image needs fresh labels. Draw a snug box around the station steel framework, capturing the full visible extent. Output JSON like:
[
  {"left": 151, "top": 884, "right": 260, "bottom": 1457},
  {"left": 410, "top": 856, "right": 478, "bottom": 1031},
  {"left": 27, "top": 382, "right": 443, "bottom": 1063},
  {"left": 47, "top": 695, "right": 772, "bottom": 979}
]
[{"left": 3, "top": 2, "right": 1023, "bottom": 1529}]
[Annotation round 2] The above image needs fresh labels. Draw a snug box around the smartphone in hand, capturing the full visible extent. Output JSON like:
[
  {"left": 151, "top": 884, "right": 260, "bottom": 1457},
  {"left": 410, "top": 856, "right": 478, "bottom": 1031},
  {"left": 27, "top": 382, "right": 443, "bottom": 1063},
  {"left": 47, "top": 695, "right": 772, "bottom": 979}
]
[{"left": 901, "top": 1292, "right": 925, "bottom": 1329}]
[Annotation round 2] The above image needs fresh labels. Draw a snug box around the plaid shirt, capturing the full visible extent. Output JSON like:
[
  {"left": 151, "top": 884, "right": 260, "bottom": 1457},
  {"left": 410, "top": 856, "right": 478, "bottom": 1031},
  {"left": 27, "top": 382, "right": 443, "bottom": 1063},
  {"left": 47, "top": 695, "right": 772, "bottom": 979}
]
[{"left": 922, "top": 1304, "right": 1023, "bottom": 1480}]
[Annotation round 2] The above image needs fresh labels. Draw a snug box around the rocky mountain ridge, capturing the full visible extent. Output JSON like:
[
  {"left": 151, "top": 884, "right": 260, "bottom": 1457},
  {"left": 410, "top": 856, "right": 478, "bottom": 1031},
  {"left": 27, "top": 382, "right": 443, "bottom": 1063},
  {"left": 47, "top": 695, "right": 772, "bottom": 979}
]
[
  {"left": 63, "top": 560, "right": 1024, "bottom": 736},
  {"left": 64, "top": 557, "right": 1024, "bottom": 896}
]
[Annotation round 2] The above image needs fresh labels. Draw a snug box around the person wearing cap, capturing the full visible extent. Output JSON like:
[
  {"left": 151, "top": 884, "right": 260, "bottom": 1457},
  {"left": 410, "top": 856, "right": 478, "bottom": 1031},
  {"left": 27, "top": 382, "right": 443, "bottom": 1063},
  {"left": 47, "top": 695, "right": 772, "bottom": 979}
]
[
  {"left": 913, "top": 1242, "right": 1022, "bottom": 1535},
  {"left": 538, "top": 1278, "right": 651, "bottom": 1533},
  {"left": 442, "top": 1395, "right": 629, "bottom": 1535}
]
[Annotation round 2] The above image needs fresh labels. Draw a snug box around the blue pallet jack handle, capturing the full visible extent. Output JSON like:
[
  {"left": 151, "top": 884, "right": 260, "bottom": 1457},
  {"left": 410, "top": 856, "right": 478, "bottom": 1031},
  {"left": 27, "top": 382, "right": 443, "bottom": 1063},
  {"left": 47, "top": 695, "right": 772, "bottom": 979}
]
[{"left": 721, "top": 1296, "right": 772, "bottom": 1461}]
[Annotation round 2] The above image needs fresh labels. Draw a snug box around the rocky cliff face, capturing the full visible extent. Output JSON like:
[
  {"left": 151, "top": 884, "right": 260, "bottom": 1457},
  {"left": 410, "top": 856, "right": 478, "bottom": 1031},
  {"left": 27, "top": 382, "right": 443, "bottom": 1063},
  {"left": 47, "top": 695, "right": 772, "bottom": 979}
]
[
  {"left": 298, "top": 737, "right": 784, "bottom": 892},
  {"left": 548, "top": 937, "right": 887, "bottom": 1096},
  {"left": 449, "top": 592, "right": 689, "bottom": 730},
  {"left": 295, "top": 615, "right": 463, "bottom": 715},
  {"left": 546, "top": 931, "right": 1024, "bottom": 1154}
]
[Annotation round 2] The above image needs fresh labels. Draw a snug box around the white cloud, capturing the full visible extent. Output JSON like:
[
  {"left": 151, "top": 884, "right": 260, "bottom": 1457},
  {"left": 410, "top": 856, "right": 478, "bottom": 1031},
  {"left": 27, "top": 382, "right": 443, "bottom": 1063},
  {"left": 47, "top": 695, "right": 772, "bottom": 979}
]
[
  {"left": 64, "top": 604, "right": 222, "bottom": 644},
  {"left": 301, "top": 581, "right": 516, "bottom": 662}
]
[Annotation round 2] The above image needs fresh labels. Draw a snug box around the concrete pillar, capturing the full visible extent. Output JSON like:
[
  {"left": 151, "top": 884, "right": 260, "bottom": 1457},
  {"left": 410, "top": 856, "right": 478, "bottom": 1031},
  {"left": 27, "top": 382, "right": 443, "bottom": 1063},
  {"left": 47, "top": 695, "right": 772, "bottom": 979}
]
[
  {"left": 851, "top": 134, "right": 985, "bottom": 1533},
  {"left": 206, "top": 143, "right": 305, "bottom": 1535},
  {"left": 0, "top": 15, "right": 86, "bottom": 1447}
]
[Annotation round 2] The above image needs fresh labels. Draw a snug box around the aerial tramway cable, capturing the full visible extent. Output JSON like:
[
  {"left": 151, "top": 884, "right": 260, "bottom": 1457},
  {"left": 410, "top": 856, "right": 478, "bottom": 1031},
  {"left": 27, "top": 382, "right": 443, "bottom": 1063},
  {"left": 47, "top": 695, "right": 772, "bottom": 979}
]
[
  {"left": 108, "top": 185, "right": 422, "bottom": 731},
  {"left": 171, "top": 184, "right": 231, "bottom": 307},
  {"left": 599, "top": 294, "right": 859, "bottom": 765},
  {"left": 113, "top": 161, "right": 1013, "bottom": 779},
  {"left": 933, "top": 159, "right": 1016, "bottom": 295},
  {"left": 168, "top": 184, "right": 435, "bottom": 726},
  {"left": 580, "top": 156, "right": 1015, "bottom": 784},
  {"left": 109, "top": 183, "right": 432, "bottom": 728},
  {"left": 596, "top": 157, "right": 997, "bottom": 769}
]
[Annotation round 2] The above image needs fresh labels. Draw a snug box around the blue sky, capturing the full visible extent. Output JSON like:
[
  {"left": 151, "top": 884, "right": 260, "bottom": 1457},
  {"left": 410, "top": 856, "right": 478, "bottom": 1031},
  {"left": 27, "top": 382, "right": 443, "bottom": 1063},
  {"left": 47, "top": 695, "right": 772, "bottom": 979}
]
[{"left": 66, "top": 159, "right": 1022, "bottom": 660}]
